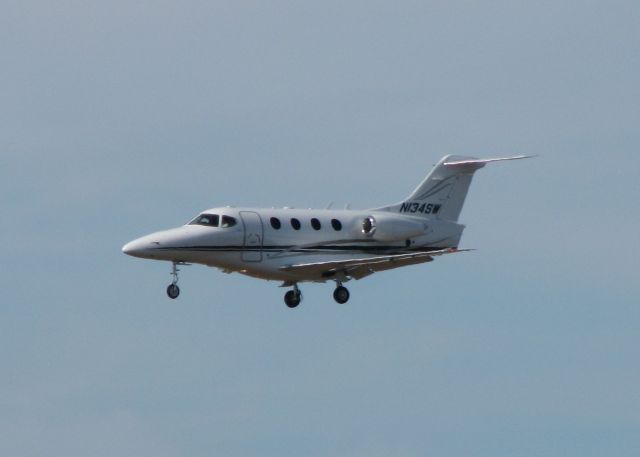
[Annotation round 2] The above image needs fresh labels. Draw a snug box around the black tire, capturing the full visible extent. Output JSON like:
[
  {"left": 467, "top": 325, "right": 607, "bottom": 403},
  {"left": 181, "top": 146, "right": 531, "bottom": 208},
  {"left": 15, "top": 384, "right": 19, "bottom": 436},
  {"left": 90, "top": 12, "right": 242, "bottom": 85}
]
[
  {"left": 284, "top": 290, "right": 301, "bottom": 308},
  {"left": 333, "top": 286, "right": 350, "bottom": 304},
  {"left": 167, "top": 284, "right": 180, "bottom": 299}
]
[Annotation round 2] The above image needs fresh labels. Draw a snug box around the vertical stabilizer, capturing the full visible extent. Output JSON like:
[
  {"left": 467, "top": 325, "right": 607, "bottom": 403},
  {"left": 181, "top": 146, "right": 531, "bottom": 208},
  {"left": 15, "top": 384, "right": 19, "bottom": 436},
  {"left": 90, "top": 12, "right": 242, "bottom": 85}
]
[{"left": 376, "top": 155, "right": 531, "bottom": 222}]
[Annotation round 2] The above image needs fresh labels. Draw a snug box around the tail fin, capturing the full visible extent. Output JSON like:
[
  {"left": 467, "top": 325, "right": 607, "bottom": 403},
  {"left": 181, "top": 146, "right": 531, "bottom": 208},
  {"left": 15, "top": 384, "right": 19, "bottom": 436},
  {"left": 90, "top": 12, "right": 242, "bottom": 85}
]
[{"left": 376, "top": 154, "right": 532, "bottom": 222}]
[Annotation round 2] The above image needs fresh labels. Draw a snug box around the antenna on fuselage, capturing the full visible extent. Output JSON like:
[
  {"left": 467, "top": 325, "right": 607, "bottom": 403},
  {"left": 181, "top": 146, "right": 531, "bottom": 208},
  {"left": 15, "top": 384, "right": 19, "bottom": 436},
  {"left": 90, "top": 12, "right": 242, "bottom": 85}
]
[{"left": 326, "top": 201, "right": 334, "bottom": 209}]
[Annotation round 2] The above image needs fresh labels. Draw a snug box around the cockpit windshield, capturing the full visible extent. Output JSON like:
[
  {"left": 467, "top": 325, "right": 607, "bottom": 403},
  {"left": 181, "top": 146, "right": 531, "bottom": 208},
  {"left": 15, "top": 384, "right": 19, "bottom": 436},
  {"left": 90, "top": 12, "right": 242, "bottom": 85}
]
[
  {"left": 221, "top": 215, "right": 237, "bottom": 227},
  {"left": 188, "top": 213, "right": 237, "bottom": 228},
  {"left": 189, "top": 213, "right": 219, "bottom": 227}
]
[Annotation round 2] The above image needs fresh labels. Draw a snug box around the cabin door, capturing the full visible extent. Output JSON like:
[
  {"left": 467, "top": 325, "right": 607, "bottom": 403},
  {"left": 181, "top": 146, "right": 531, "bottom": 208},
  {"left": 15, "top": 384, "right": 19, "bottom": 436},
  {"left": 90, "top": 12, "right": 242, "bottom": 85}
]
[{"left": 240, "top": 211, "right": 263, "bottom": 262}]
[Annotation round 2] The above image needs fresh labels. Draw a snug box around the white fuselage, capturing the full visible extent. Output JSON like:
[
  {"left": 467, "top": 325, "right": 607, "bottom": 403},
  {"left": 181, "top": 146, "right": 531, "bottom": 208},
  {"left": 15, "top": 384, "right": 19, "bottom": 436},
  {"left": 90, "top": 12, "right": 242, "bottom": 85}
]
[
  {"left": 123, "top": 154, "right": 530, "bottom": 305},
  {"left": 122, "top": 206, "right": 464, "bottom": 283}
]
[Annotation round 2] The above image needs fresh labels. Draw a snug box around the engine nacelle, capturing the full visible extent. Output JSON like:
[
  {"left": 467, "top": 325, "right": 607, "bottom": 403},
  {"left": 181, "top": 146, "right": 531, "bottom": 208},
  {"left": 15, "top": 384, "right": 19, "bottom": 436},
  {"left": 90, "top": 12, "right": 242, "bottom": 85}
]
[{"left": 359, "top": 213, "right": 427, "bottom": 241}]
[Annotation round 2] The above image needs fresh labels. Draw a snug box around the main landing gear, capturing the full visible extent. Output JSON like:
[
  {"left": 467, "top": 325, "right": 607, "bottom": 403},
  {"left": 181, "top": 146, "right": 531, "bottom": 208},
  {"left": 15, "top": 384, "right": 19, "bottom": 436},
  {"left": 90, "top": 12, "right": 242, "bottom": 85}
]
[
  {"left": 284, "top": 284, "right": 303, "bottom": 308},
  {"left": 333, "top": 284, "right": 350, "bottom": 304},
  {"left": 283, "top": 282, "right": 350, "bottom": 308},
  {"left": 166, "top": 262, "right": 181, "bottom": 299}
]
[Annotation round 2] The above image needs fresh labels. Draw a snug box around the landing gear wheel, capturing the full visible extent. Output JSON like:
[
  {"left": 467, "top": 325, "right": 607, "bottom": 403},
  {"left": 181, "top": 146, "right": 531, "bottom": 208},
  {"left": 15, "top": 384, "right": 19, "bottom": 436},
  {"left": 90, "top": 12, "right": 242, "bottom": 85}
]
[
  {"left": 333, "top": 286, "right": 350, "bottom": 304},
  {"left": 284, "top": 290, "right": 302, "bottom": 308},
  {"left": 167, "top": 284, "right": 180, "bottom": 299}
]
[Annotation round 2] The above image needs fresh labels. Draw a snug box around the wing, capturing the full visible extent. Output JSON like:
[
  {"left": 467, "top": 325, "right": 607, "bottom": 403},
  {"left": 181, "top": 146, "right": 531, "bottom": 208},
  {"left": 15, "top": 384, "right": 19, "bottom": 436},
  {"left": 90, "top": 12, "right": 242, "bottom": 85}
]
[{"left": 279, "top": 248, "right": 471, "bottom": 280}]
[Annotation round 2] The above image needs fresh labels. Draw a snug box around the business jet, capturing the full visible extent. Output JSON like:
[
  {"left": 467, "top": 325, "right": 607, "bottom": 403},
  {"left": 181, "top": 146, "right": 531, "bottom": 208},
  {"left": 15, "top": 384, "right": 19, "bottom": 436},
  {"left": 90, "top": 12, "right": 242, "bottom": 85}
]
[{"left": 123, "top": 155, "right": 530, "bottom": 307}]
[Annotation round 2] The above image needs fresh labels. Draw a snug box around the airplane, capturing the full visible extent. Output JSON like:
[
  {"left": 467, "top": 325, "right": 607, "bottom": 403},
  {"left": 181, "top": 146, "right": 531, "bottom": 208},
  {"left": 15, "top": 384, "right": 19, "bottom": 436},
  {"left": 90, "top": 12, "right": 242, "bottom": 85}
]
[{"left": 122, "top": 154, "right": 531, "bottom": 307}]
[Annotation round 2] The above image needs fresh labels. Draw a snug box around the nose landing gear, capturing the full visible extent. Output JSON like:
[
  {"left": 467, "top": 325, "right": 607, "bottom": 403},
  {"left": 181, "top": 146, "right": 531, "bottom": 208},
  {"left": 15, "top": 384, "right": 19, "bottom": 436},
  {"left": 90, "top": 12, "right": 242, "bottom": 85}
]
[
  {"left": 166, "top": 262, "right": 182, "bottom": 299},
  {"left": 284, "top": 284, "right": 303, "bottom": 308},
  {"left": 167, "top": 283, "right": 180, "bottom": 299}
]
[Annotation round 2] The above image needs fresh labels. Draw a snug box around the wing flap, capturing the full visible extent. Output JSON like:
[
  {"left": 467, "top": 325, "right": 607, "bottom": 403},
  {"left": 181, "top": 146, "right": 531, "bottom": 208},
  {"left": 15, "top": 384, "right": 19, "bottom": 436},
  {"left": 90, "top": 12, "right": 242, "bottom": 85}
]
[{"left": 280, "top": 248, "right": 470, "bottom": 279}]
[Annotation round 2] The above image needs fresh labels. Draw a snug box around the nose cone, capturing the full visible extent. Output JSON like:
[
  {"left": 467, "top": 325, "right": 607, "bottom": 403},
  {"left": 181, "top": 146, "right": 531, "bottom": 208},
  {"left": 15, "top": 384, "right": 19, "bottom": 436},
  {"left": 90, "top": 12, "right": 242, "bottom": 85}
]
[
  {"left": 122, "top": 240, "right": 144, "bottom": 257},
  {"left": 122, "top": 227, "right": 190, "bottom": 260},
  {"left": 122, "top": 237, "right": 156, "bottom": 258}
]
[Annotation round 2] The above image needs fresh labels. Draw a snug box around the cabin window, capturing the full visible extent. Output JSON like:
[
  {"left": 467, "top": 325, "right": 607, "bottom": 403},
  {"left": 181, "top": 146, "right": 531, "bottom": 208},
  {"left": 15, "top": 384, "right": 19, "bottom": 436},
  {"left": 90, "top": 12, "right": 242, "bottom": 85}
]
[
  {"left": 290, "top": 218, "right": 301, "bottom": 230},
  {"left": 331, "top": 219, "right": 342, "bottom": 231},
  {"left": 189, "top": 214, "right": 219, "bottom": 227},
  {"left": 270, "top": 217, "right": 281, "bottom": 229},
  {"left": 221, "top": 215, "right": 237, "bottom": 228},
  {"left": 311, "top": 218, "right": 321, "bottom": 230}
]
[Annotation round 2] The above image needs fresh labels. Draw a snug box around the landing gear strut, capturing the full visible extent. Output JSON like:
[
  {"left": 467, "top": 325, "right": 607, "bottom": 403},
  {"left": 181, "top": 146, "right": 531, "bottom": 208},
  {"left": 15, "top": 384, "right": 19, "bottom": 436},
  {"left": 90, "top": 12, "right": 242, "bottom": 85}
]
[
  {"left": 284, "top": 284, "right": 302, "bottom": 308},
  {"left": 333, "top": 283, "right": 350, "bottom": 304},
  {"left": 166, "top": 262, "right": 181, "bottom": 299}
]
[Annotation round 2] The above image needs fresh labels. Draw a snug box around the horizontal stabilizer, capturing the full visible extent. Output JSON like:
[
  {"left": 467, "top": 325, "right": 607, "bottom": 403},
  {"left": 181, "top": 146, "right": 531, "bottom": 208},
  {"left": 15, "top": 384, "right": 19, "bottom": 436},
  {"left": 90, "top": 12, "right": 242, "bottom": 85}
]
[{"left": 443, "top": 155, "right": 535, "bottom": 167}]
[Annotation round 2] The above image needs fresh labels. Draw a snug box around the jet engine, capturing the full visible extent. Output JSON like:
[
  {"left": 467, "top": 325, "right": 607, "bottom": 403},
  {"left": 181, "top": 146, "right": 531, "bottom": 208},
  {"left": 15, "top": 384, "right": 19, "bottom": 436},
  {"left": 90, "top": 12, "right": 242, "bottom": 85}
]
[{"left": 359, "top": 214, "right": 427, "bottom": 241}]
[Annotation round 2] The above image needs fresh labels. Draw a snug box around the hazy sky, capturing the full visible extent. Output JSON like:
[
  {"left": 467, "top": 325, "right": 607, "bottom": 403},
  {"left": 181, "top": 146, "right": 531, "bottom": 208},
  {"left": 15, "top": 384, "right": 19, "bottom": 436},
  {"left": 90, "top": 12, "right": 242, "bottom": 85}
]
[{"left": 1, "top": 1, "right": 639, "bottom": 456}]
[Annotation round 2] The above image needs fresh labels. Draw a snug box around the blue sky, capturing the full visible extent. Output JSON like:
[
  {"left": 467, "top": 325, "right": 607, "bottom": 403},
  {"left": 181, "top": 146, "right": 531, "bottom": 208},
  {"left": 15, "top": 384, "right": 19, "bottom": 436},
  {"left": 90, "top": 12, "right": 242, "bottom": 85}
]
[{"left": 1, "top": 1, "right": 639, "bottom": 456}]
